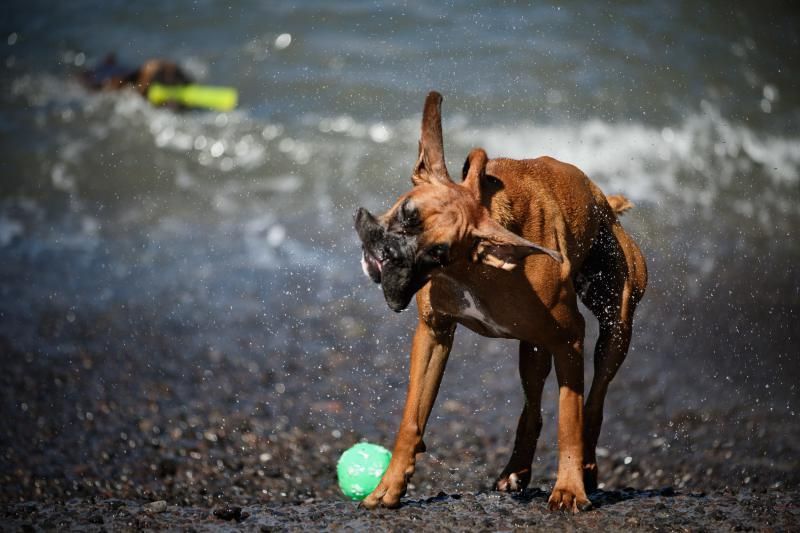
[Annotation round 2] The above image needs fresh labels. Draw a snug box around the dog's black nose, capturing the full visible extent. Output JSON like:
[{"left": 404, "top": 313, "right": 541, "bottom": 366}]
[
  {"left": 354, "top": 207, "right": 364, "bottom": 225},
  {"left": 354, "top": 207, "right": 385, "bottom": 245},
  {"left": 354, "top": 207, "right": 376, "bottom": 228}
]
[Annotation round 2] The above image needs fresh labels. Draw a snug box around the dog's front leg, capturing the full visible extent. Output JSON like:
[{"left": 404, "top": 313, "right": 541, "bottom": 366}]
[
  {"left": 361, "top": 317, "right": 455, "bottom": 509},
  {"left": 548, "top": 337, "right": 592, "bottom": 512}
]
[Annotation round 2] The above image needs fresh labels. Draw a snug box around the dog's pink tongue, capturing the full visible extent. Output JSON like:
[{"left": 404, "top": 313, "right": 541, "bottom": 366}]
[{"left": 360, "top": 253, "right": 383, "bottom": 276}]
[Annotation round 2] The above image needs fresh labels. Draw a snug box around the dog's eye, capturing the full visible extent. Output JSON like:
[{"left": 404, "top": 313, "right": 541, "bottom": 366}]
[
  {"left": 398, "top": 200, "right": 420, "bottom": 230},
  {"left": 401, "top": 200, "right": 415, "bottom": 217}
]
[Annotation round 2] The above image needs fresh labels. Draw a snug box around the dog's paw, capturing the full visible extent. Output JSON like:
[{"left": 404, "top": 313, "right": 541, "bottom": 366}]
[
  {"left": 494, "top": 468, "right": 531, "bottom": 492},
  {"left": 548, "top": 483, "right": 592, "bottom": 513},
  {"left": 359, "top": 472, "right": 408, "bottom": 510}
]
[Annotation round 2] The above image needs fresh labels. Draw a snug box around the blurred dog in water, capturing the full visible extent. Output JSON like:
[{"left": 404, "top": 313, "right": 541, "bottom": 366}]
[
  {"left": 78, "top": 53, "right": 191, "bottom": 99},
  {"left": 354, "top": 92, "right": 647, "bottom": 512}
]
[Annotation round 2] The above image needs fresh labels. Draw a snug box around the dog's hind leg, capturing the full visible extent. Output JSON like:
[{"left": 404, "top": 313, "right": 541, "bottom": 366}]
[
  {"left": 495, "top": 341, "right": 551, "bottom": 492},
  {"left": 581, "top": 298, "right": 633, "bottom": 492},
  {"left": 579, "top": 223, "right": 646, "bottom": 492}
]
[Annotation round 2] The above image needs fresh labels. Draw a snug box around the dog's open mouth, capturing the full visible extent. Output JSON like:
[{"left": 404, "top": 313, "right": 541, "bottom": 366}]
[{"left": 361, "top": 249, "right": 383, "bottom": 284}]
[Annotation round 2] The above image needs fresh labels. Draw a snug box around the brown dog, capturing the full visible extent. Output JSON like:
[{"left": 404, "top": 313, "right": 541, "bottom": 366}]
[
  {"left": 354, "top": 92, "right": 647, "bottom": 512},
  {"left": 79, "top": 54, "right": 191, "bottom": 98}
]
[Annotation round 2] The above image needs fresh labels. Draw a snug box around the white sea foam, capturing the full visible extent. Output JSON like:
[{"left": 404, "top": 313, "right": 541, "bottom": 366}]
[
  {"left": 9, "top": 69, "right": 799, "bottom": 269},
  {"left": 212, "top": 176, "right": 304, "bottom": 214},
  {"left": 451, "top": 105, "right": 800, "bottom": 207}
]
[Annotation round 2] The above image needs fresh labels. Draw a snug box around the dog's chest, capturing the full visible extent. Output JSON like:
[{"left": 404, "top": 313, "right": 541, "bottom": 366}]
[{"left": 433, "top": 275, "right": 513, "bottom": 338}]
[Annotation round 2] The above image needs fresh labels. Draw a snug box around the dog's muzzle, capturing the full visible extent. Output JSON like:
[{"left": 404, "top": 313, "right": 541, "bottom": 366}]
[
  {"left": 355, "top": 207, "right": 385, "bottom": 284},
  {"left": 354, "top": 206, "right": 420, "bottom": 312},
  {"left": 361, "top": 249, "right": 383, "bottom": 284}
]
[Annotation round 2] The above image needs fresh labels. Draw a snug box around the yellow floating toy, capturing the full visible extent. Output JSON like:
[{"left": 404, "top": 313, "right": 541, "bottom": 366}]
[{"left": 148, "top": 83, "right": 238, "bottom": 111}]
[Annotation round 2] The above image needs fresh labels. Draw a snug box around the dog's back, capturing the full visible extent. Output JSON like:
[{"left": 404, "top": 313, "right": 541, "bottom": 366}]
[
  {"left": 480, "top": 156, "right": 623, "bottom": 272},
  {"left": 479, "top": 155, "right": 647, "bottom": 313}
]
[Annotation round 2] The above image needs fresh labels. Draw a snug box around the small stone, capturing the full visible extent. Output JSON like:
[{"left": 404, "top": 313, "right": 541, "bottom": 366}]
[
  {"left": 213, "top": 505, "right": 243, "bottom": 521},
  {"left": 106, "top": 499, "right": 127, "bottom": 510},
  {"left": 144, "top": 500, "right": 167, "bottom": 513}
]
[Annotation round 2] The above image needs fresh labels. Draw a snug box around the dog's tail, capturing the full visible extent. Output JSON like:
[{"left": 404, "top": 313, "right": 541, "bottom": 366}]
[{"left": 607, "top": 194, "right": 634, "bottom": 216}]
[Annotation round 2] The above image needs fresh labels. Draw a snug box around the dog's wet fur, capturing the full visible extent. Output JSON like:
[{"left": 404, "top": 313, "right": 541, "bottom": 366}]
[
  {"left": 354, "top": 92, "right": 646, "bottom": 512},
  {"left": 78, "top": 54, "right": 191, "bottom": 99}
]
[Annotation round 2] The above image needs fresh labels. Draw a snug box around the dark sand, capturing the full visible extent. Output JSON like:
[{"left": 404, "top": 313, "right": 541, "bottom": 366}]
[
  {"left": 1, "top": 299, "right": 798, "bottom": 531},
  {"left": 5, "top": 489, "right": 799, "bottom": 531}
]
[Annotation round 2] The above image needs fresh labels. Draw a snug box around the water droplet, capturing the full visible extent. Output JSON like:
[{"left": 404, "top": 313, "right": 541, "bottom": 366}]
[{"left": 275, "top": 33, "right": 292, "bottom": 50}]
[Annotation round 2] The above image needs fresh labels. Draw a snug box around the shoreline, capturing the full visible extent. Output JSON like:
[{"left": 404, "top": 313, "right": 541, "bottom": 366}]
[{"left": 5, "top": 488, "right": 798, "bottom": 531}]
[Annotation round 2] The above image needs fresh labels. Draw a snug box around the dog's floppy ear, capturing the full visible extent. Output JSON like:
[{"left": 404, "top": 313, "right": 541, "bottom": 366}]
[
  {"left": 412, "top": 91, "right": 452, "bottom": 186},
  {"left": 471, "top": 217, "right": 562, "bottom": 271},
  {"left": 461, "top": 147, "right": 488, "bottom": 184}
]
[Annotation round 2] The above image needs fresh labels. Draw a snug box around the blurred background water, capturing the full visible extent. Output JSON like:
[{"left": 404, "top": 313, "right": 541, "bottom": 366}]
[{"left": 1, "top": 0, "right": 798, "bottom": 491}]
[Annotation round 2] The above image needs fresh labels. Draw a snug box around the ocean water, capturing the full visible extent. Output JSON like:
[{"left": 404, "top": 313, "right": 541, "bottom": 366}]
[{"left": 0, "top": 2, "right": 798, "bottom": 423}]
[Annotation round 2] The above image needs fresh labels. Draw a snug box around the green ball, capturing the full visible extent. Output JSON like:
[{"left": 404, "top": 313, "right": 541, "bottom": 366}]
[{"left": 337, "top": 442, "right": 392, "bottom": 501}]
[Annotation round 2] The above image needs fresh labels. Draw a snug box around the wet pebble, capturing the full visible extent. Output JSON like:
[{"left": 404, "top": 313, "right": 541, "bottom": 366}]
[
  {"left": 213, "top": 505, "right": 243, "bottom": 521},
  {"left": 1, "top": 299, "right": 797, "bottom": 530},
  {"left": 144, "top": 500, "right": 168, "bottom": 513}
]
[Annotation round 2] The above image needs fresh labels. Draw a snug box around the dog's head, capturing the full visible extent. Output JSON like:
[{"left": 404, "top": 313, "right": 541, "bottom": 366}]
[{"left": 354, "top": 92, "right": 561, "bottom": 312}]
